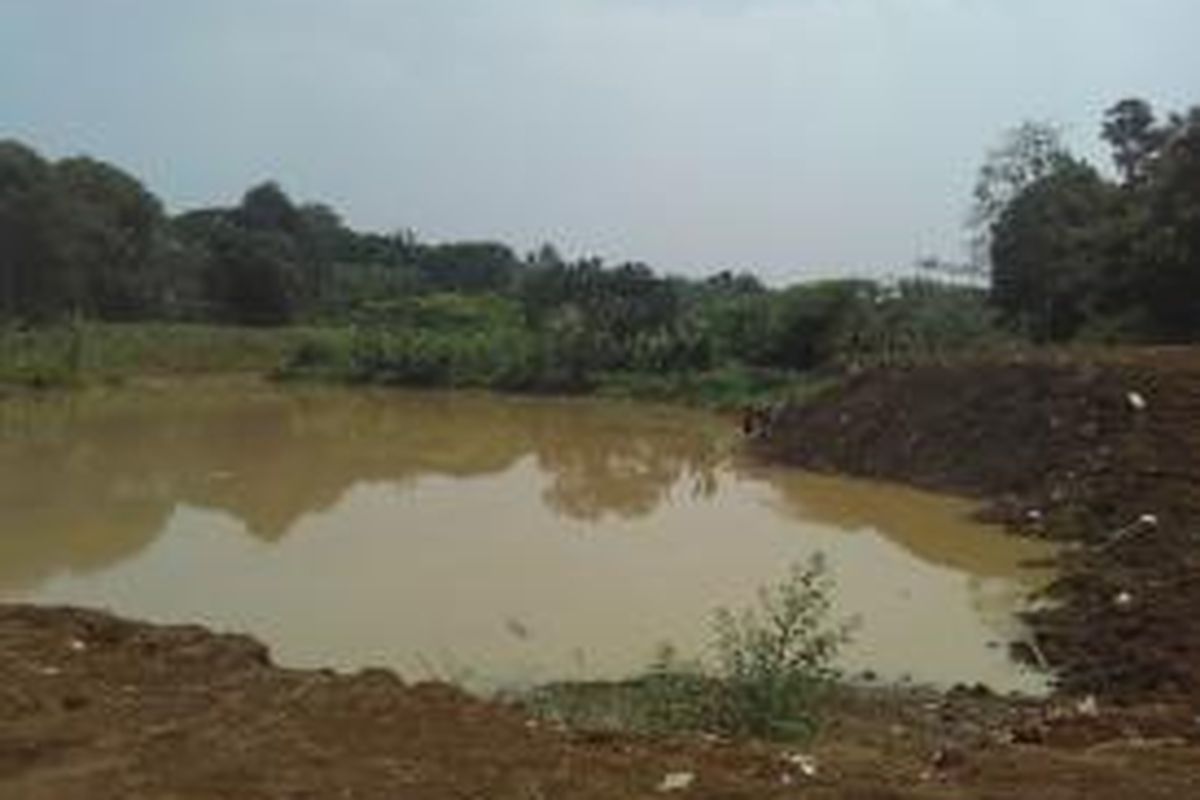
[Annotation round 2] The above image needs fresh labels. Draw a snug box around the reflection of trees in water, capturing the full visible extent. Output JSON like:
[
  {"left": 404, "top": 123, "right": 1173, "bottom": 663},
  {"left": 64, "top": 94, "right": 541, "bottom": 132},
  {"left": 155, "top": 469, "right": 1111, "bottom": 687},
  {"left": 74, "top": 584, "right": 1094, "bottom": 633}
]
[
  {"left": 734, "top": 462, "right": 1057, "bottom": 581},
  {"left": 529, "top": 405, "right": 722, "bottom": 522},
  {"left": 0, "top": 452, "right": 171, "bottom": 592},
  {"left": 0, "top": 386, "right": 729, "bottom": 591}
]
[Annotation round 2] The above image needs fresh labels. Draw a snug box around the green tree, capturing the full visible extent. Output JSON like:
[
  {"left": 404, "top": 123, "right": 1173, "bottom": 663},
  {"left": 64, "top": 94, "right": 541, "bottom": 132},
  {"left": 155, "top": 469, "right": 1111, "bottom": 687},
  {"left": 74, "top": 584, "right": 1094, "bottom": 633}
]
[
  {"left": 989, "top": 159, "right": 1117, "bottom": 341},
  {"left": 0, "top": 140, "right": 54, "bottom": 320},
  {"left": 51, "top": 157, "right": 166, "bottom": 319},
  {"left": 1102, "top": 98, "right": 1162, "bottom": 186},
  {"left": 417, "top": 242, "right": 520, "bottom": 294},
  {"left": 764, "top": 280, "right": 875, "bottom": 370},
  {"left": 176, "top": 208, "right": 301, "bottom": 325},
  {"left": 0, "top": 142, "right": 167, "bottom": 321},
  {"left": 970, "top": 122, "right": 1072, "bottom": 273},
  {"left": 209, "top": 227, "right": 301, "bottom": 325},
  {"left": 1131, "top": 106, "right": 1200, "bottom": 339},
  {"left": 237, "top": 181, "right": 302, "bottom": 234}
]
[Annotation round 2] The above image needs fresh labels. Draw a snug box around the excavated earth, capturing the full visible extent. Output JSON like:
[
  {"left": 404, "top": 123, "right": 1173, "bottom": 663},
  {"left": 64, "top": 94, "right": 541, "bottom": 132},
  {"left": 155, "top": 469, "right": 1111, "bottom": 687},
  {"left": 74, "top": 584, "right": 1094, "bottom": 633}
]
[
  {"left": 1, "top": 604, "right": 1198, "bottom": 799},
  {"left": 4, "top": 350, "right": 1200, "bottom": 797},
  {"left": 756, "top": 347, "right": 1200, "bottom": 702}
]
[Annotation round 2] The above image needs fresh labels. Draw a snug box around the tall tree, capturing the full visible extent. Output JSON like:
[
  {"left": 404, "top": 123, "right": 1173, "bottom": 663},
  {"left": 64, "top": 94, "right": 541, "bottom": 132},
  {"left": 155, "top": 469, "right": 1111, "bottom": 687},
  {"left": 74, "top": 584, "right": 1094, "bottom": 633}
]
[
  {"left": 237, "top": 181, "right": 302, "bottom": 234},
  {"left": 969, "top": 122, "right": 1072, "bottom": 273},
  {"left": 989, "top": 160, "right": 1116, "bottom": 341},
  {"left": 51, "top": 157, "right": 166, "bottom": 319},
  {"left": 0, "top": 143, "right": 167, "bottom": 321},
  {"left": 1102, "top": 98, "right": 1162, "bottom": 185},
  {"left": 1132, "top": 107, "right": 1200, "bottom": 339},
  {"left": 0, "top": 140, "right": 53, "bottom": 319}
]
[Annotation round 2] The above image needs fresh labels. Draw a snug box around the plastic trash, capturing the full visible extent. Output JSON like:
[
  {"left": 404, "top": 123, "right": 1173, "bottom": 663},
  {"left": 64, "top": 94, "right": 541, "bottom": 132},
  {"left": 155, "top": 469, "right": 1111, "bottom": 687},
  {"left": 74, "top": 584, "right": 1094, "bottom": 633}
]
[
  {"left": 783, "top": 752, "right": 819, "bottom": 777},
  {"left": 658, "top": 772, "right": 695, "bottom": 792}
]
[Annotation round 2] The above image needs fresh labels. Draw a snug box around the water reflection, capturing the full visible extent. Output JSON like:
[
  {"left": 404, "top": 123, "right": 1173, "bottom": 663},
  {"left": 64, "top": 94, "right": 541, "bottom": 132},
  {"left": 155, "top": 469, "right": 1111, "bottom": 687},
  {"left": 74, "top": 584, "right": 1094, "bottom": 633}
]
[
  {"left": 736, "top": 465, "right": 1048, "bottom": 579},
  {"left": 531, "top": 405, "right": 722, "bottom": 521},
  {"left": 0, "top": 379, "right": 1054, "bottom": 691},
  {"left": 0, "top": 383, "right": 724, "bottom": 588}
]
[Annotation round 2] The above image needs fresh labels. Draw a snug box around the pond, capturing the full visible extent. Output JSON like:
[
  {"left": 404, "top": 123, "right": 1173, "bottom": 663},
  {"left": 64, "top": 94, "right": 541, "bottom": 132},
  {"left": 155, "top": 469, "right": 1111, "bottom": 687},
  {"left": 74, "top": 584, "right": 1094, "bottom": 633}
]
[{"left": 0, "top": 379, "right": 1055, "bottom": 693}]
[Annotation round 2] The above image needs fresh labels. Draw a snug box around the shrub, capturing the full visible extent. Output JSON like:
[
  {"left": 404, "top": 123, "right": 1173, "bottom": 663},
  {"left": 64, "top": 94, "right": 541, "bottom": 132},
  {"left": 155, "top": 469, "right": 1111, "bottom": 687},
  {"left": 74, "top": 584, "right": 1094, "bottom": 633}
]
[
  {"left": 708, "top": 554, "right": 853, "bottom": 739},
  {"left": 641, "top": 554, "right": 855, "bottom": 740},
  {"left": 280, "top": 330, "right": 354, "bottom": 377},
  {"left": 0, "top": 319, "right": 86, "bottom": 388}
]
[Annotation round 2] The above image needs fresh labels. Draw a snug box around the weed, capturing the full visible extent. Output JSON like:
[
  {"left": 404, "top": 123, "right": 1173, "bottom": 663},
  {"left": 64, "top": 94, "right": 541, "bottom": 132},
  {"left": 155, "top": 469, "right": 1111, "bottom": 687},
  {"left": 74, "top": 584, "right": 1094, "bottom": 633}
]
[
  {"left": 524, "top": 555, "right": 854, "bottom": 741},
  {"left": 707, "top": 553, "right": 855, "bottom": 739},
  {"left": 1, "top": 322, "right": 315, "bottom": 389}
]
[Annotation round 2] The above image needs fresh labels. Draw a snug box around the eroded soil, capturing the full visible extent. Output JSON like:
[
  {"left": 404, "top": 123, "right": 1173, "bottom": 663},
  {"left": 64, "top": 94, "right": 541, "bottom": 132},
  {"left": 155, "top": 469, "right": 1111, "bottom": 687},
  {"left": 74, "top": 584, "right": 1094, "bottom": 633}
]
[
  {"left": 758, "top": 347, "right": 1200, "bottom": 700},
  {"left": 2, "top": 604, "right": 1198, "bottom": 799}
]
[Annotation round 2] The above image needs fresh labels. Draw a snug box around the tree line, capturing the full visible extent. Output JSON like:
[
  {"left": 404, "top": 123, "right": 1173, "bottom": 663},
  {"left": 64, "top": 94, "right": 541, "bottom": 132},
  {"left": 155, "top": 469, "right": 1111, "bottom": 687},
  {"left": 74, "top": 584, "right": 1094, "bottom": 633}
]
[{"left": 1, "top": 95, "right": 1196, "bottom": 390}]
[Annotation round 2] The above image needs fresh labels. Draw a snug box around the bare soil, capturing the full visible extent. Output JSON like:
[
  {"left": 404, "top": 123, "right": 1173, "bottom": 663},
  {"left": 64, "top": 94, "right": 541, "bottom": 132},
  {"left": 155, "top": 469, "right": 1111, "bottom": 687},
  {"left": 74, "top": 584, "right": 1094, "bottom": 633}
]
[
  {"left": 2, "top": 604, "right": 1198, "bottom": 799},
  {"left": 756, "top": 347, "right": 1200, "bottom": 703}
]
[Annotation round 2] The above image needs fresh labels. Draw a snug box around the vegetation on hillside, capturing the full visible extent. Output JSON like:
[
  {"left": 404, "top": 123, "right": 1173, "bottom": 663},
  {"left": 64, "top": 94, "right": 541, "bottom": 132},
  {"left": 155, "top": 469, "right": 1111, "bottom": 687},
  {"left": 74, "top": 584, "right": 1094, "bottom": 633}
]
[
  {"left": 2, "top": 97, "right": 1197, "bottom": 393},
  {"left": 975, "top": 101, "right": 1200, "bottom": 343}
]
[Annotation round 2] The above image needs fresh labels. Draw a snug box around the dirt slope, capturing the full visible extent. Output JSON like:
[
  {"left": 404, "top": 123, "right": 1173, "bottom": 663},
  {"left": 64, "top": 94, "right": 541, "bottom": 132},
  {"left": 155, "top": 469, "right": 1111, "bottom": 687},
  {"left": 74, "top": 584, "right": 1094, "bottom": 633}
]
[
  {"left": 2, "top": 604, "right": 1199, "bottom": 799},
  {"left": 756, "top": 348, "right": 1200, "bottom": 699}
]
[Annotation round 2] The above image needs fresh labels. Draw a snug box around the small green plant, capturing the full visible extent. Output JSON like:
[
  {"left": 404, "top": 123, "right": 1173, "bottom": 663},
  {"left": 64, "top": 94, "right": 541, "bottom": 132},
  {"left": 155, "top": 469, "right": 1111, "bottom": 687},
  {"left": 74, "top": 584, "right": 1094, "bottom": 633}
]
[
  {"left": 0, "top": 321, "right": 86, "bottom": 388},
  {"left": 708, "top": 553, "right": 854, "bottom": 739},
  {"left": 520, "top": 556, "right": 853, "bottom": 740},
  {"left": 635, "top": 643, "right": 721, "bottom": 733}
]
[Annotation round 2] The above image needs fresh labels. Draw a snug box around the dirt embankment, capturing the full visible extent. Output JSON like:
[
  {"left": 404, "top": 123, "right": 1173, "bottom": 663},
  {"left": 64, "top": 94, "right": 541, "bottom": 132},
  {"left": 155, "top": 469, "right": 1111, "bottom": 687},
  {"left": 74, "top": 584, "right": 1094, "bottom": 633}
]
[
  {"left": 3, "top": 604, "right": 1199, "bottom": 799},
  {"left": 756, "top": 348, "right": 1200, "bottom": 701}
]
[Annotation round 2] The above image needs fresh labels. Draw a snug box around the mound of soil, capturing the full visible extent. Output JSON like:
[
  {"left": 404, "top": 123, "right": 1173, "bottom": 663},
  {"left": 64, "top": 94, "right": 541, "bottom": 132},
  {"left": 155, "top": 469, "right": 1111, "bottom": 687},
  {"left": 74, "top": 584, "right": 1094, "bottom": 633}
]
[
  {"left": 2, "top": 604, "right": 1198, "bottom": 799},
  {"left": 756, "top": 348, "right": 1200, "bottom": 700}
]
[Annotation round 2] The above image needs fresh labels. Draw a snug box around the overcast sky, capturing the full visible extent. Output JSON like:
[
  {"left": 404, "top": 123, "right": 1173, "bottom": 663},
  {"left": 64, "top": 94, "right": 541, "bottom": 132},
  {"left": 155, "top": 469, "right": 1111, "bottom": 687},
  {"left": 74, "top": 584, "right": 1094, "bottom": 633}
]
[{"left": 2, "top": 1, "right": 1197, "bottom": 282}]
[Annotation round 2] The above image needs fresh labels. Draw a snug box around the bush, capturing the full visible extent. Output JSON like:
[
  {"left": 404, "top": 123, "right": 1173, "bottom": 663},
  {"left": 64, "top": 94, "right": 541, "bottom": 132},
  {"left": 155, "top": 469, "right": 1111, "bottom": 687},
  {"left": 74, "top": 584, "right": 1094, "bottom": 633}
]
[
  {"left": 595, "top": 366, "right": 814, "bottom": 410},
  {"left": 280, "top": 330, "right": 354, "bottom": 378},
  {"left": 708, "top": 554, "right": 853, "bottom": 739},
  {"left": 0, "top": 319, "right": 86, "bottom": 387},
  {"left": 633, "top": 555, "right": 854, "bottom": 740}
]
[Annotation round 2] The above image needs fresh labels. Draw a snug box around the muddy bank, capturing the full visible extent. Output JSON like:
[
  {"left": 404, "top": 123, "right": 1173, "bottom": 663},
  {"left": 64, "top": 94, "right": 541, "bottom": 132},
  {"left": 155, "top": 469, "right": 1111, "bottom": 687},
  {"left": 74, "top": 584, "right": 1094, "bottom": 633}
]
[
  {"left": 2, "top": 604, "right": 1198, "bottom": 799},
  {"left": 756, "top": 348, "right": 1200, "bottom": 700}
]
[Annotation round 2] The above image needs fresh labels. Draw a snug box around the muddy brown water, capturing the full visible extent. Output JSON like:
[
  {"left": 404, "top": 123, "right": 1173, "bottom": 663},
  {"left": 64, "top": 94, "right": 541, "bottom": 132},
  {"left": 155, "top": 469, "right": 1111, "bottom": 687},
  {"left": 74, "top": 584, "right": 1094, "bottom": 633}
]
[{"left": 0, "top": 379, "right": 1055, "bottom": 693}]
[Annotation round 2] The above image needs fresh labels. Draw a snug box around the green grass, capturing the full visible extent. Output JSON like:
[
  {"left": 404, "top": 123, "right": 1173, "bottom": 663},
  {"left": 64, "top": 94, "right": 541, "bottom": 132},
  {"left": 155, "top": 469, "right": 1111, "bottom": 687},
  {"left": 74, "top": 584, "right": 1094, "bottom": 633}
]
[
  {"left": 2, "top": 321, "right": 837, "bottom": 413},
  {"left": 0, "top": 322, "right": 318, "bottom": 389},
  {"left": 595, "top": 366, "right": 836, "bottom": 410},
  {"left": 278, "top": 327, "right": 836, "bottom": 409}
]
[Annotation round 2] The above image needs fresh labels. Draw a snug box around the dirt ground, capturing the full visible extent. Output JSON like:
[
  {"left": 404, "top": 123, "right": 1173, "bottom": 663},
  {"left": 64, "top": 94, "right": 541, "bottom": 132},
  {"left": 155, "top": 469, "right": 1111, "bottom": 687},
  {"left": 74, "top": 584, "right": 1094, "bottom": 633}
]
[
  {"left": 4, "top": 348, "right": 1200, "bottom": 797},
  {"left": 1, "top": 604, "right": 1198, "bottom": 799},
  {"left": 756, "top": 347, "right": 1200, "bottom": 702}
]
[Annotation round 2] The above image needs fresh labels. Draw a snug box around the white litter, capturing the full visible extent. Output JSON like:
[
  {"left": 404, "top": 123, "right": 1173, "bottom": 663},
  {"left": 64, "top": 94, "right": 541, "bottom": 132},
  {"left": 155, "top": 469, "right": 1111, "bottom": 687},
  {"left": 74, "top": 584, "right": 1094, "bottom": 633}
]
[
  {"left": 1138, "top": 513, "right": 1159, "bottom": 528},
  {"left": 1076, "top": 695, "right": 1099, "bottom": 717},
  {"left": 68, "top": 638, "right": 87, "bottom": 652},
  {"left": 657, "top": 772, "right": 695, "bottom": 792},
  {"left": 1114, "top": 591, "right": 1134, "bottom": 608},
  {"left": 783, "top": 752, "right": 819, "bottom": 778},
  {"left": 1127, "top": 391, "right": 1147, "bottom": 411}
]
